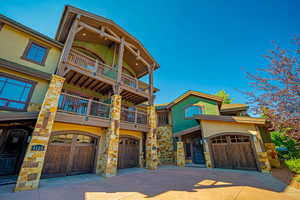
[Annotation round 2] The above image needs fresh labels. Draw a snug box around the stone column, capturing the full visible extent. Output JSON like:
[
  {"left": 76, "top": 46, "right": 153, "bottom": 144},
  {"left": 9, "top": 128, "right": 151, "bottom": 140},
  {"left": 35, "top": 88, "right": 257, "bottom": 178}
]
[
  {"left": 176, "top": 141, "right": 185, "bottom": 167},
  {"left": 145, "top": 105, "right": 158, "bottom": 170},
  {"left": 265, "top": 143, "right": 281, "bottom": 168},
  {"left": 203, "top": 140, "right": 212, "bottom": 168},
  {"left": 101, "top": 95, "right": 121, "bottom": 177},
  {"left": 15, "top": 75, "right": 64, "bottom": 191},
  {"left": 257, "top": 152, "right": 272, "bottom": 173}
]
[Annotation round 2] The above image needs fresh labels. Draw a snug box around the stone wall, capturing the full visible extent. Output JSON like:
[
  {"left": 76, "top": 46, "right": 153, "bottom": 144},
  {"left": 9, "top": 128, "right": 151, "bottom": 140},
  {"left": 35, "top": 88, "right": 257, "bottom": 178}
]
[
  {"left": 176, "top": 141, "right": 185, "bottom": 167},
  {"left": 264, "top": 143, "right": 281, "bottom": 168},
  {"left": 257, "top": 152, "right": 272, "bottom": 173},
  {"left": 15, "top": 75, "right": 64, "bottom": 191},
  {"left": 145, "top": 106, "right": 158, "bottom": 170},
  {"left": 157, "top": 125, "right": 174, "bottom": 165}
]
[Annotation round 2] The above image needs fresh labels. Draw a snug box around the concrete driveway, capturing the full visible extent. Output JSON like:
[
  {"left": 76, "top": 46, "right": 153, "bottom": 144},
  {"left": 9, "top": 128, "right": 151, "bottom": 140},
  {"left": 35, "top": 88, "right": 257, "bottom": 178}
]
[{"left": 1, "top": 167, "right": 299, "bottom": 200}]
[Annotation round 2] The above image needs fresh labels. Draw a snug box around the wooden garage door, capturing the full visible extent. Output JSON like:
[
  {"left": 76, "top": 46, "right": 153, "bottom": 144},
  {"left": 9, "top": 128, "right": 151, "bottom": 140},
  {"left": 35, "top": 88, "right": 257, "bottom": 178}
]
[
  {"left": 42, "top": 134, "right": 97, "bottom": 177},
  {"left": 118, "top": 137, "right": 139, "bottom": 169},
  {"left": 211, "top": 135, "right": 257, "bottom": 170}
]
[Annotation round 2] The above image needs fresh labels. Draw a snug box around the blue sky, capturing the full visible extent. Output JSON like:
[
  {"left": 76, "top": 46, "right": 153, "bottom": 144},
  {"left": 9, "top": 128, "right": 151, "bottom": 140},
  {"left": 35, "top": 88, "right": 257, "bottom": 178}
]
[{"left": 1, "top": 0, "right": 299, "bottom": 104}]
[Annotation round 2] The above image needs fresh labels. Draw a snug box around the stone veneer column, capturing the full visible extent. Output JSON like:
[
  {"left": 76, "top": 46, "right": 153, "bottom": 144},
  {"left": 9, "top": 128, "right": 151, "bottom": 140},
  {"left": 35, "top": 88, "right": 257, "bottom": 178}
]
[
  {"left": 145, "top": 105, "right": 158, "bottom": 170},
  {"left": 101, "top": 95, "right": 122, "bottom": 177},
  {"left": 265, "top": 143, "right": 281, "bottom": 168},
  {"left": 203, "top": 141, "right": 212, "bottom": 168},
  {"left": 15, "top": 75, "right": 64, "bottom": 191},
  {"left": 176, "top": 141, "right": 185, "bottom": 167}
]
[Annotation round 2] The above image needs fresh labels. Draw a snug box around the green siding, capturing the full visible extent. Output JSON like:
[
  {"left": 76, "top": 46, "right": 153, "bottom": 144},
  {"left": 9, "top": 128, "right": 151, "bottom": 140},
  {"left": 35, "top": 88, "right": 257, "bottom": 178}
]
[
  {"left": 73, "top": 41, "right": 136, "bottom": 77},
  {"left": 171, "top": 95, "right": 220, "bottom": 133}
]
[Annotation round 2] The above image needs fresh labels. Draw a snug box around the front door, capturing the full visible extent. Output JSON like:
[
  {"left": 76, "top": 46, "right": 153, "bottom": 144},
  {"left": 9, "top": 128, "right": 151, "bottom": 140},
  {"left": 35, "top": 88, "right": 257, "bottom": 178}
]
[
  {"left": 42, "top": 133, "right": 97, "bottom": 177},
  {"left": 192, "top": 137, "right": 205, "bottom": 164},
  {"left": 0, "top": 129, "right": 29, "bottom": 175}
]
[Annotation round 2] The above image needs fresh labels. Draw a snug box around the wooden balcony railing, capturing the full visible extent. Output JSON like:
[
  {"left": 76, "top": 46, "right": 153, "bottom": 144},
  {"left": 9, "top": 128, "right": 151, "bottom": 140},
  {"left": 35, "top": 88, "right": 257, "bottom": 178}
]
[
  {"left": 121, "top": 107, "right": 148, "bottom": 125},
  {"left": 67, "top": 51, "right": 149, "bottom": 94},
  {"left": 58, "top": 93, "right": 110, "bottom": 119}
]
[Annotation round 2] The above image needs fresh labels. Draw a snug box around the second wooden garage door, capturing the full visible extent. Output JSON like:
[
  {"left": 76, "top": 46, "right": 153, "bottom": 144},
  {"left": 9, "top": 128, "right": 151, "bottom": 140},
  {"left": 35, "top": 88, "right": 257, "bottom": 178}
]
[
  {"left": 210, "top": 134, "right": 257, "bottom": 170},
  {"left": 42, "top": 133, "right": 97, "bottom": 177},
  {"left": 118, "top": 136, "right": 139, "bottom": 169}
]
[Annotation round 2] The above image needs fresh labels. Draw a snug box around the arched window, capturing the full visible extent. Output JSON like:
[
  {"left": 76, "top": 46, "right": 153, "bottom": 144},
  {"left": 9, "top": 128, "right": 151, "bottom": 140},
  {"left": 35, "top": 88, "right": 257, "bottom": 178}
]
[{"left": 184, "top": 105, "right": 203, "bottom": 118}]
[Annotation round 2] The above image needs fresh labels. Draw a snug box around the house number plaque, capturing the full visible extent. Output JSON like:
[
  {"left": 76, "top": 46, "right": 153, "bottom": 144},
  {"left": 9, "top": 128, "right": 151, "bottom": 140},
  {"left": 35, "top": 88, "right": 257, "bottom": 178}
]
[{"left": 31, "top": 144, "right": 45, "bottom": 151}]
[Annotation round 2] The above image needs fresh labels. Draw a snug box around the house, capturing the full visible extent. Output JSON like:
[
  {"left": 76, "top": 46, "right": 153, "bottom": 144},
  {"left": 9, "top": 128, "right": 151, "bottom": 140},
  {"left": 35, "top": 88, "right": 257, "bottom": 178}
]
[
  {"left": 0, "top": 6, "right": 160, "bottom": 191},
  {"left": 156, "top": 90, "right": 280, "bottom": 172},
  {"left": 0, "top": 5, "right": 280, "bottom": 193},
  {"left": 0, "top": 15, "right": 62, "bottom": 183}
]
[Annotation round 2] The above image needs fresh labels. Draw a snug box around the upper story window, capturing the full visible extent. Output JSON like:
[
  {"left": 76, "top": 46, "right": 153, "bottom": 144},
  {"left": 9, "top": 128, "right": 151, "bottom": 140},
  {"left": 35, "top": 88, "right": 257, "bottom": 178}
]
[
  {"left": 22, "top": 40, "right": 49, "bottom": 66},
  {"left": 184, "top": 105, "right": 203, "bottom": 118},
  {"left": 0, "top": 73, "right": 36, "bottom": 111},
  {"left": 157, "top": 111, "right": 169, "bottom": 126}
]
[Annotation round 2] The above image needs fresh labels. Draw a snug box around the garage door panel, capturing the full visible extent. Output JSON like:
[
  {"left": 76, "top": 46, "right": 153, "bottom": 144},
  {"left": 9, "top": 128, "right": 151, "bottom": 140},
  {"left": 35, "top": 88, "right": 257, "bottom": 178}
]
[
  {"left": 71, "top": 145, "right": 95, "bottom": 174},
  {"left": 211, "top": 135, "right": 257, "bottom": 171},
  {"left": 42, "top": 144, "right": 71, "bottom": 176},
  {"left": 42, "top": 133, "right": 97, "bottom": 177},
  {"left": 118, "top": 137, "right": 139, "bottom": 169}
]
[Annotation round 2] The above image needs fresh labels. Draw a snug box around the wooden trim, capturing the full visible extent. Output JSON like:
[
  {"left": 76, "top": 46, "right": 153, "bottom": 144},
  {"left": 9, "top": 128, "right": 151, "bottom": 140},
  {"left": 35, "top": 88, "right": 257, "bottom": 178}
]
[
  {"left": 192, "top": 115, "right": 266, "bottom": 125},
  {"left": 167, "top": 91, "right": 223, "bottom": 109},
  {"left": 0, "top": 21, "right": 4, "bottom": 31},
  {"left": 173, "top": 126, "right": 201, "bottom": 138},
  {"left": 21, "top": 39, "right": 51, "bottom": 66},
  {"left": 0, "top": 58, "right": 52, "bottom": 80},
  {"left": 0, "top": 112, "right": 38, "bottom": 121},
  {"left": 0, "top": 72, "right": 37, "bottom": 112}
]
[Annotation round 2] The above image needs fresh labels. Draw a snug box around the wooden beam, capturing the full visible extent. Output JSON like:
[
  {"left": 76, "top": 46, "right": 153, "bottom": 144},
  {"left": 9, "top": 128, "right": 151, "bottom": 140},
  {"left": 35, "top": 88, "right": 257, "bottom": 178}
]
[
  {"left": 114, "top": 37, "right": 125, "bottom": 94},
  {"left": 78, "top": 21, "right": 152, "bottom": 69},
  {"left": 57, "top": 14, "right": 80, "bottom": 75},
  {"left": 148, "top": 64, "right": 154, "bottom": 105},
  {"left": 79, "top": 22, "right": 120, "bottom": 43}
]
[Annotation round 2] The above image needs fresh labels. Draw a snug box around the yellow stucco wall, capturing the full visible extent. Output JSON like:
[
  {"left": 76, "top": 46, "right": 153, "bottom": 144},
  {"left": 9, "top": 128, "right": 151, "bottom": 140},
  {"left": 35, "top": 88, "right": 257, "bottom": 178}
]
[
  {"left": 201, "top": 120, "right": 258, "bottom": 138},
  {"left": 119, "top": 129, "right": 143, "bottom": 139},
  {"left": 0, "top": 68, "right": 49, "bottom": 112},
  {"left": 0, "top": 24, "right": 61, "bottom": 74},
  {"left": 52, "top": 122, "right": 105, "bottom": 137}
]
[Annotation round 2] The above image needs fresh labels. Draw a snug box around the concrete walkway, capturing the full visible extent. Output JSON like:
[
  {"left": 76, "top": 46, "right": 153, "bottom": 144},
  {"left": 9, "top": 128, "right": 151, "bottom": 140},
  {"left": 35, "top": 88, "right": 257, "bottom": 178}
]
[{"left": 1, "top": 167, "right": 299, "bottom": 200}]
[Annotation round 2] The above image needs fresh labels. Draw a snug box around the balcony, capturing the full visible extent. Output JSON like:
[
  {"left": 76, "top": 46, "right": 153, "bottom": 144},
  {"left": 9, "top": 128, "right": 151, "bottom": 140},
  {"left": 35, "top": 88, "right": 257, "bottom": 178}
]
[
  {"left": 54, "top": 93, "right": 149, "bottom": 132},
  {"left": 58, "top": 93, "right": 110, "bottom": 118},
  {"left": 121, "top": 107, "right": 148, "bottom": 125},
  {"left": 120, "top": 107, "right": 148, "bottom": 131},
  {"left": 63, "top": 51, "right": 151, "bottom": 104}
]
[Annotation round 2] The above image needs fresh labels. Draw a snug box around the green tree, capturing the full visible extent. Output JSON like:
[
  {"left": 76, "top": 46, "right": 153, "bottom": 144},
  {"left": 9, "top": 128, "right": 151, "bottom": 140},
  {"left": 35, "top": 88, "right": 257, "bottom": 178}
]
[{"left": 215, "top": 90, "right": 234, "bottom": 104}]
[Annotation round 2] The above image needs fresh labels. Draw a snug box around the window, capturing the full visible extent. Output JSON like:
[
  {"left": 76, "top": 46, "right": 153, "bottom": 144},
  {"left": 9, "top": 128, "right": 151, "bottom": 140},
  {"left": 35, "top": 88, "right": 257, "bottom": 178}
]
[
  {"left": 0, "top": 73, "right": 36, "bottom": 111},
  {"left": 157, "top": 111, "right": 169, "bottom": 126},
  {"left": 184, "top": 105, "right": 203, "bottom": 118},
  {"left": 22, "top": 40, "right": 49, "bottom": 65}
]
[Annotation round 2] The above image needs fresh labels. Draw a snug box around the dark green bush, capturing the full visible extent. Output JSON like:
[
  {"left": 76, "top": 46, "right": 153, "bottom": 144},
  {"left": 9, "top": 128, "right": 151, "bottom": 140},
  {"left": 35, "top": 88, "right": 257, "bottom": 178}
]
[
  {"left": 271, "top": 131, "right": 300, "bottom": 159},
  {"left": 285, "top": 159, "right": 300, "bottom": 174}
]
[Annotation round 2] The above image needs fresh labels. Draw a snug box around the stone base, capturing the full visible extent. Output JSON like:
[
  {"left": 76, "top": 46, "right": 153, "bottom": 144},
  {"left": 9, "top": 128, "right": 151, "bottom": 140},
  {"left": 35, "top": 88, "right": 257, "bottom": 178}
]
[
  {"left": 176, "top": 142, "right": 185, "bottom": 167},
  {"left": 265, "top": 143, "right": 281, "bottom": 168},
  {"left": 257, "top": 152, "right": 272, "bottom": 173}
]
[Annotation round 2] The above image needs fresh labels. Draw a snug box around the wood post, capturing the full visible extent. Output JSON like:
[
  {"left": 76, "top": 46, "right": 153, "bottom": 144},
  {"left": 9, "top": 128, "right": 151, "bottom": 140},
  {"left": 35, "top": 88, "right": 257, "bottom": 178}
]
[
  {"left": 57, "top": 14, "right": 80, "bottom": 76},
  {"left": 114, "top": 37, "right": 125, "bottom": 94},
  {"left": 148, "top": 64, "right": 154, "bottom": 105}
]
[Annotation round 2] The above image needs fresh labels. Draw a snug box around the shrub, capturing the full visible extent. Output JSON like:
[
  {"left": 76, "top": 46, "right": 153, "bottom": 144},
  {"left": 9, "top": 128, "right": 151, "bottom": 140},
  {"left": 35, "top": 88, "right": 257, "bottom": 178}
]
[
  {"left": 271, "top": 131, "right": 300, "bottom": 159},
  {"left": 285, "top": 159, "right": 300, "bottom": 174}
]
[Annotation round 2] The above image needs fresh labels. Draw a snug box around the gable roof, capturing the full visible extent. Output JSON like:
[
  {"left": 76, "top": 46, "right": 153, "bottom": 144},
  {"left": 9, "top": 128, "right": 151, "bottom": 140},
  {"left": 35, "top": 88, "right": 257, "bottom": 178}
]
[
  {"left": 0, "top": 14, "right": 63, "bottom": 48},
  {"left": 166, "top": 90, "right": 223, "bottom": 109},
  {"left": 55, "top": 5, "right": 159, "bottom": 77}
]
